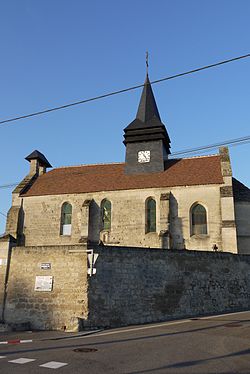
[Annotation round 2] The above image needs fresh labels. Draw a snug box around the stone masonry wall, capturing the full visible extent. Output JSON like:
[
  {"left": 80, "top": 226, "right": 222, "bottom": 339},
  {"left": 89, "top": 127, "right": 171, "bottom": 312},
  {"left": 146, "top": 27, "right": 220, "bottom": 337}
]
[
  {"left": 19, "top": 183, "right": 228, "bottom": 252},
  {"left": 4, "top": 245, "right": 88, "bottom": 331},
  {"left": 0, "top": 247, "right": 7, "bottom": 320},
  {"left": 87, "top": 246, "right": 250, "bottom": 328},
  {"left": 1, "top": 244, "right": 250, "bottom": 331}
]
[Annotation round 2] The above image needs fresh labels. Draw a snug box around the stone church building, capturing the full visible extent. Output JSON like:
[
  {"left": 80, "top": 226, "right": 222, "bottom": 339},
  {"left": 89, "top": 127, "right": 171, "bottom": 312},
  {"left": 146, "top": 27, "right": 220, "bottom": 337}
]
[
  {"left": 3, "top": 74, "right": 250, "bottom": 254},
  {"left": 1, "top": 74, "right": 250, "bottom": 331}
]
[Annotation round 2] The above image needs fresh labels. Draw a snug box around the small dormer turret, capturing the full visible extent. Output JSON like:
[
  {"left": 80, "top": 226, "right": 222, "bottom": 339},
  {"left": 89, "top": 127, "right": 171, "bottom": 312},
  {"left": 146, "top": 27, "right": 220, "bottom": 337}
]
[{"left": 25, "top": 150, "right": 52, "bottom": 176}]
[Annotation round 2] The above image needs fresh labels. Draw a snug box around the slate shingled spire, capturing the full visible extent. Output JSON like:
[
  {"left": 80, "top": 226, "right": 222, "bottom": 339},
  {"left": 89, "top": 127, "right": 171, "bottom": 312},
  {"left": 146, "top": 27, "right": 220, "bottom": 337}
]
[
  {"left": 136, "top": 74, "right": 161, "bottom": 123},
  {"left": 123, "top": 74, "right": 171, "bottom": 154},
  {"left": 124, "top": 74, "right": 171, "bottom": 174}
]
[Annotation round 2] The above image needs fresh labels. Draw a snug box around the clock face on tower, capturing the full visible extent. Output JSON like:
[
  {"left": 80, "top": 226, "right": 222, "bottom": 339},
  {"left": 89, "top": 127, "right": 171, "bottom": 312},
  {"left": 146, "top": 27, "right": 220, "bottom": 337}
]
[{"left": 138, "top": 150, "right": 151, "bottom": 163}]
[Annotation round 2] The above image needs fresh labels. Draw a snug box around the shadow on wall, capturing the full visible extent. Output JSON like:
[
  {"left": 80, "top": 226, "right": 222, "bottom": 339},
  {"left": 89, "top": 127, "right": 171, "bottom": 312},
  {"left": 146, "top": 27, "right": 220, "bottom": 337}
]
[
  {"left": 4, "top": 278, "right": 85, "bottom": 331},
  {"left": 169, "top": 193, "right": 185, "bottom": 250},
  {"left": 4, "top": 280, "right": 53, "bottom": 330},
  {"left": 17, "top": 203, "right": 25, "bottom": 246},
  {"left": 89, "top": 200, "right": 101, "bottom": 244}
]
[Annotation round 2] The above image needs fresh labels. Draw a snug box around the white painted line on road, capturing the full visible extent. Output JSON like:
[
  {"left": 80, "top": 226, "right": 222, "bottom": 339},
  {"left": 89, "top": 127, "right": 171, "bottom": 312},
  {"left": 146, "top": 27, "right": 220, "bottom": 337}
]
[
  {"left": 20, "top": 339, "right": 33, "bottom": 343},
  {"left": 0, "top": 356, "right": 6, "bottom": 359},
  {"left": 9, "top": 358, "right": 36, "bottom": 364},
  {"left": 39, "top": 361, "right": 68, "bottom": 369},
  {"left": 0, "top": 339, "right": 33, "bottom": 345}
]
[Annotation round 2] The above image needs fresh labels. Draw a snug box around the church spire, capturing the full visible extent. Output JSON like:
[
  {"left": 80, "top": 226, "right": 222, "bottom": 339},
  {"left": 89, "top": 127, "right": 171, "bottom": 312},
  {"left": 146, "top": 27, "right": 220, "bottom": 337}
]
[
  {"left": 135, "top": 52, "right": 161, "bottom": 122},
  {"left": 136, "top": 73, "right": 161, "bottom": 123},
  {"left": 123, "top": 70, "right": 171, "bottom": 174},
  {"left": 123, "top": 73, "right": 170, "bottom": 151}
]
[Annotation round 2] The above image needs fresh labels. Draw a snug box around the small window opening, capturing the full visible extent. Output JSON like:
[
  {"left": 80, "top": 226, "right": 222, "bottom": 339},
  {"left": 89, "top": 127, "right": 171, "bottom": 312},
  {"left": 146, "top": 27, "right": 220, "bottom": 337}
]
[
  {"left": 146, "top": 198, "right": 156, "bottom": 233},
  {"left": 191, "top": 203, "right": 207, "bottom": 235},
  {"left": 101, "top": 199, "right": 111, "bottom": 231},
  {"left": 61, "top": 202, "right": 72, "bottom": 235}
]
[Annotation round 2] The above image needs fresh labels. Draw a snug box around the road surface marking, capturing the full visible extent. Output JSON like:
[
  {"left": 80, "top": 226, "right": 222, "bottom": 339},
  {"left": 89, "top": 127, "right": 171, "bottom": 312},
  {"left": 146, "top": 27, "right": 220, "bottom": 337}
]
[
  {"left": 9, "top": 358, "right": 36, "bottom": 364},
  {"left": 20, "top": 339, "right": 33, "bottom": 343},
  {"left": 0, "top": 356, "right": 6, "bottom": 359},
  {"left": 0, "top": 339, "right": 33, "bottom": 345},
  {"left": 39, "top": 361, "right": 68, "bottom": 369}
]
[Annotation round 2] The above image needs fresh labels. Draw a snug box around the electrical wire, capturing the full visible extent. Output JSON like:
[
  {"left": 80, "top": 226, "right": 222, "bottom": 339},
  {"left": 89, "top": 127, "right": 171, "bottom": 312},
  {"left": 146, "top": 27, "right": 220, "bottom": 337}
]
[
  {"left": 170, "top": 135, "right": 250, "bottom": 157},
  {"left": 0, "top": 53, "right": 249, "bottom": 126},
  {"left": 0, "top": 183, "right": 19, "bottom": 189}
]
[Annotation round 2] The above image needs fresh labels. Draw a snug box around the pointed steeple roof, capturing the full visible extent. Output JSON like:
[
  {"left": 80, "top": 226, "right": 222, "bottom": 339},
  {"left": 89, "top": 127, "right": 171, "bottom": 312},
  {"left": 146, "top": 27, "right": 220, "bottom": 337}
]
[
  {"left": 136, "top": 74, "right": 161, "bottom": 123},
  {"left": 123, "top": 74, "right": 171, "bottom": 154}
]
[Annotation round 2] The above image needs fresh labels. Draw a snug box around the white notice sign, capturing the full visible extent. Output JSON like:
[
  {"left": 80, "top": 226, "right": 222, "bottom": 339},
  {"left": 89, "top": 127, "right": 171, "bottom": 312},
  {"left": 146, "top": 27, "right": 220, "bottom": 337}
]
[
  {"left": 40, "top": 263, "right": 51, "bottom": 270},
  {"left": 35, "top": 276, "right": 53, "bottom": 292}
]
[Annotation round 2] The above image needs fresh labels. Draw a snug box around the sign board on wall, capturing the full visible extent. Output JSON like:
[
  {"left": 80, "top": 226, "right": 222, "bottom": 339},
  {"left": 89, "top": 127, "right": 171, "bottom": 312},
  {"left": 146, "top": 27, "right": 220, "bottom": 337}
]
[
  {"left": 0, "top": 258, "right": 7, "bottom": 266},
  {"left": 35, "top": 276, "right": 53, "bottom": 292},
  {"left": 40, "top": 263, "right": 51, "bottom": 270}
]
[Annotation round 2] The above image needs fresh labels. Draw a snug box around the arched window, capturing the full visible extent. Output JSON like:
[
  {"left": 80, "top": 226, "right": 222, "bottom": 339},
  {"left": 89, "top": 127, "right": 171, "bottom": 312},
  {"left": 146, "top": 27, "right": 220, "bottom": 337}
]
[
  {"left": 146, "top": 198, "right": 156, "bottom": 233},
  {"left": 60, "top": 202, "right": 72, "bottom": 235},
  {"left": 101, "top": 199, "right": 111, "bottom": 231},
  {"left": 191, "top": 203, "right": 207, "bottom": 235}
]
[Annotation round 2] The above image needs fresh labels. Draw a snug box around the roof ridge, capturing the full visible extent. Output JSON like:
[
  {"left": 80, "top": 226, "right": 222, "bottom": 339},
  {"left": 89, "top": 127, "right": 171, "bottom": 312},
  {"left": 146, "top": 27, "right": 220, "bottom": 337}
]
[
  {"left": 54, "top": 161, "right": 125, "bottom": 170},
  {"left": 22, "top": 155, "right": 223, "bottom": 197},
  {"left": 180, "top": 154, "right": 219, "bottom": 160},
  {"left": 53, "top": 155, "right": 218, "bottom": 170}
]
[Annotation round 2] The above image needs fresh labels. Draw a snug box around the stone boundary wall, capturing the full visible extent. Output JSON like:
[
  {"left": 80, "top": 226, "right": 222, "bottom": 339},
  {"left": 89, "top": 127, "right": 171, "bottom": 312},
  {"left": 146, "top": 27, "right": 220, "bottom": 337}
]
[
  {"left": 4, "top": 245, "right": 88, "bottom": 331},
  {"left": 2, "top": 244, "right": 250, "bottom": 331},
  {"left": 87, "top": 246, "right": 250, "bottom": 328}
]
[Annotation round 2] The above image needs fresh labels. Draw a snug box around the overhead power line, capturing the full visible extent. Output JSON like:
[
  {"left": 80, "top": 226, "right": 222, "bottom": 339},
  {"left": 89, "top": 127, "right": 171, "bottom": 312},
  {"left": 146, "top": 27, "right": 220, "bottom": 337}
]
[
  {"left": 0, "top": 183, "right": 18, "bottom": 189},
  {"left": 170, "top": 134, "right": 250, "bottom": 157},
  {"left": 0, "top": 132, "right": 250, "bottom": 191},
  {"left": 0, "top": 211, "right": 7, "bottom": 218},
  {"left": 0, "top": 53, "right": 250, "bottom": 126}
]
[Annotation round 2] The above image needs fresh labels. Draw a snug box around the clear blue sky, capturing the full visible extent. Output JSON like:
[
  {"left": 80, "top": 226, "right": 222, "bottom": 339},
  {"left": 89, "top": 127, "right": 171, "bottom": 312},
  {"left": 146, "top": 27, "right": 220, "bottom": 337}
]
[{"left": 0, "top": 0, "right": 250, "bottom": 233}]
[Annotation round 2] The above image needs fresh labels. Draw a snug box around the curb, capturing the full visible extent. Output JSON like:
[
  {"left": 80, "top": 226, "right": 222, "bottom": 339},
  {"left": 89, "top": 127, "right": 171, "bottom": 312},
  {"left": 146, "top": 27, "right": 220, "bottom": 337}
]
[
  {"left": 0, "top": 329, "right": 102, "bottom": 345},
  {"left": 43, "top": 329, "right": 103, "bottom": 341},
  {"left": 0, "top": 339, "right": 33, "bottom": 345}
]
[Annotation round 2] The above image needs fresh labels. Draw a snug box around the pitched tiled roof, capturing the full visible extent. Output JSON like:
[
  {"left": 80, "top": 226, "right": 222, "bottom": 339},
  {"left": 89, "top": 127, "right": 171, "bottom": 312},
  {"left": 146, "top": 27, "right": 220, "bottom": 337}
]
[{"left": 21, "top": 155, "right": 224, "bottom": 197}]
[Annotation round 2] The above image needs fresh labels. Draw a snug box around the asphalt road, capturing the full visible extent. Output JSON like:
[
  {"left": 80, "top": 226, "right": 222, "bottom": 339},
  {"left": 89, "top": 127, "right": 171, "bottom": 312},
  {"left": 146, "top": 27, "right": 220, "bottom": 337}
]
[{"left": 0, "top": 310, "right": 250, "bottom": 373}]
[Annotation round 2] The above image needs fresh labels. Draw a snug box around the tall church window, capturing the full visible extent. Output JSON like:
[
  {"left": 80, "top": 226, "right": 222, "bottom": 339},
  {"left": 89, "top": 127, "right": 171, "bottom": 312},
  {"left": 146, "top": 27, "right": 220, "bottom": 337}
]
[
  {"left": 191, "top": 203, "right": 207, "bottom": 235},
  {"left": 101, "top": 199, "right": 111, "bottom": 231},
  {"left": 146, "top": 198, "right": 156, "bottom": 233},
  {"left": 60, "top": 202, "right": 72, "bottom": 235}
]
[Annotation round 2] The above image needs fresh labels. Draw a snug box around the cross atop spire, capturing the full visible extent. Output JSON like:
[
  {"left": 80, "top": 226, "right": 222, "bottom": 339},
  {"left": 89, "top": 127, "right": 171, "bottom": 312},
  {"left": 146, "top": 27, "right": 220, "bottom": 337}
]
[{"left": 146, "top": 51, "right": 149, "bottom": 75}]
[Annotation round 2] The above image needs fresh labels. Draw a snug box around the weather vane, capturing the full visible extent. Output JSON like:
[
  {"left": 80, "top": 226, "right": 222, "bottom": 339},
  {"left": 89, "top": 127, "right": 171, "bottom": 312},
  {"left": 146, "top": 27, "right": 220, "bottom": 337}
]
[{"left": 146, "top": 51, "right": 149, "bottom": 74}]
